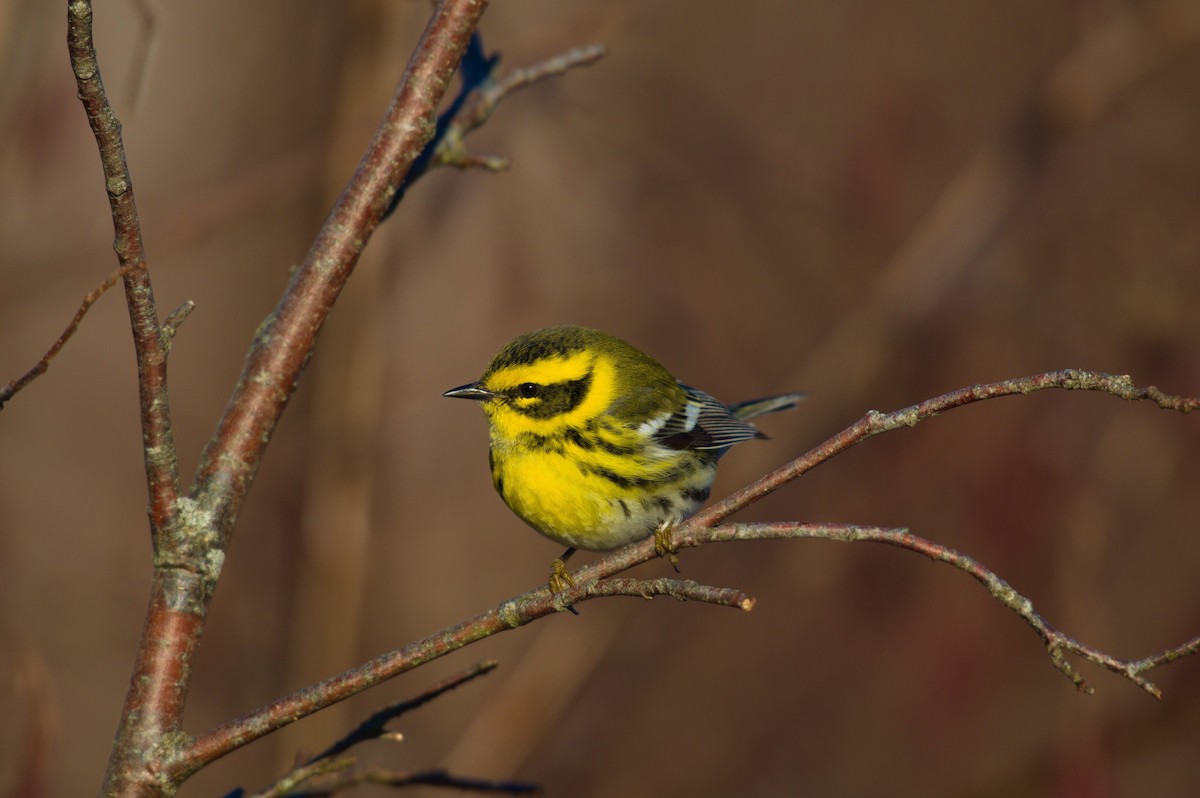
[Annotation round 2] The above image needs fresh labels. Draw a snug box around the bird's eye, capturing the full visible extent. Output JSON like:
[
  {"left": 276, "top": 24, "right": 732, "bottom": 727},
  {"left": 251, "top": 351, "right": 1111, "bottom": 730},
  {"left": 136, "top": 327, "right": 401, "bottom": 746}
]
[{"left": 517, "top": 382, "right": 540, "bottom": 399}]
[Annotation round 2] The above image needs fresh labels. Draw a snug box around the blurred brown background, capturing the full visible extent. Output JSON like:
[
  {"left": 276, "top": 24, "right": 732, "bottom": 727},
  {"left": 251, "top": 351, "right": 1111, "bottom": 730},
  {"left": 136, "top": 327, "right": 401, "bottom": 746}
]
[{"left": 2, "top": 1, "right": 1200, "bottom": 796}]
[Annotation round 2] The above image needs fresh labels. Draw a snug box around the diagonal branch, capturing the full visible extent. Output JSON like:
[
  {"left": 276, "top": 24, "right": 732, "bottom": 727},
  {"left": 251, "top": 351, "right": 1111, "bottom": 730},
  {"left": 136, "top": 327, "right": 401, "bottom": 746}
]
[
  {"left": 187, "top": 0, "right": 490, "bottom": 553},
  {"left": 672, "top": 522, "right": 1200, "bottom": 698},
  {"left": 434, "top": 43, "right": 608, "bottom": 172},
  {"left": 160, "top": 370, "right": 1195, "bottom": 770},
  {"left": 303, "top": 767, "right": 542, "bottom": 796},
  {"left": 687, "top": 369, "right": 1198, "bottom": 531},
  {"left": 246, "top": 662, "right": 502, "bottom": 797},
  {"left": 308, "top": 660, "right": 499, "bottom": 763},
  {"left": 67, "top": 0, "right": 180, "bottom": 533},
  {"left": 164, "top": 573, "right": 745, "bottom": 778},
  {"left": 0, "top": 263, "right": 136, "bottom": 409}
]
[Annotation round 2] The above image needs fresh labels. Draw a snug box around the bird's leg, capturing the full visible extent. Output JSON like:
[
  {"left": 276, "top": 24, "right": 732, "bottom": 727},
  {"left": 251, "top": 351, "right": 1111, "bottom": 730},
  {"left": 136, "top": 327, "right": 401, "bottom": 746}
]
[
  {"left": 549, "top": 546, "right": 577, "bottom": 594},
  {"left": 653, "top": 518, "right": 681, "bottom": 572}
]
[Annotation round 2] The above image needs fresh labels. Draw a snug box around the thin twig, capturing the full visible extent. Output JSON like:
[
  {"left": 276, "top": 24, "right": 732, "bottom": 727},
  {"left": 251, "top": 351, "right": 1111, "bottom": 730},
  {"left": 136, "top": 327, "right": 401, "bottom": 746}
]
[
  {"left": 686, "top": 522, "right": 1200, "bottom": 698},
  {"left": 0, "top": 263, "right": 136, "bottom": 409},
  {"left": 251, "top": 662, "right": 508, "bottom": 797},
  {"left": 317, "top": 767, "right": 541, "bottom": 795},
  {"left": 581, "top": 577, "right": 754, "bottom": 611},
  {"left": 365, "top": 768, "right": 542, "bottom": 794},
  {"left": 434, "top": 43, "right": 607, "bottom": 171},
  {"left": 308, "top": 660, "right": 499, "bottom": 763},
  {"left": 248, "top": 756, "right": 356, "bottom": 798}
]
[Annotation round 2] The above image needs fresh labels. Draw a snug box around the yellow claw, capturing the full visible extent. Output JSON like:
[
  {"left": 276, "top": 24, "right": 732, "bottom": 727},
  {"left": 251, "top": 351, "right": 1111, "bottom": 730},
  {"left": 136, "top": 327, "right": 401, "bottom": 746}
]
[
  {"left": 653, "top": 519, "right": 681, "bottom": 572},
  {"left": 549, "top": 557, "right": 576, "bottom": 595}
]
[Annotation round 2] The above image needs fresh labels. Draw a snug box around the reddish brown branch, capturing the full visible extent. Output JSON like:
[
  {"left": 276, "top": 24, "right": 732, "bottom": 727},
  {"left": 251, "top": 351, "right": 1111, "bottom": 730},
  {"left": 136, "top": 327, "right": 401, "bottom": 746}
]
[
  {"left": 158, "top": 371, "right": 1194, "bottom": 779},
  {"left": 677, "top": 522, "right": 1200, "bottom": 698},
  {"left": 79, "top": 0, "right": 491, "bottom": 795},
  {"left": 188, "top": 0, "right": 490, "bottom": 549},
  {"left": 688, "top": 370, "right": 1198, "bottom": 530},
  {"left": 68, "top": 3, "right": 193, "bottom": 796},
  {"left": 68, "top": 0, "right": 180, "bottom": 532},
  {"left": 580, "top": 577, "right": 754, "bottom": 610},
  {"left": 0, "top": 263, "right": 135, "bottom": 409},
  {"left": 163, "top": 574, "right": 741, "bottom": 777}
]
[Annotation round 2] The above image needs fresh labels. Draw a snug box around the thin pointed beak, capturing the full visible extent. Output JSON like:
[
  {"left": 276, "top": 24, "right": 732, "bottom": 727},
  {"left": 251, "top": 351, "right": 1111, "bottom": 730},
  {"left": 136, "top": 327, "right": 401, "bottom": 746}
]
[{"left": 444, "top": 381, "right": 495, "bottom": 401}]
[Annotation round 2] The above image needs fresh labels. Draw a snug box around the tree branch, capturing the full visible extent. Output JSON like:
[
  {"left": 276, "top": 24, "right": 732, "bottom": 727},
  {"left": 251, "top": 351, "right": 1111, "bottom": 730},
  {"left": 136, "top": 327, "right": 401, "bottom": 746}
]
[
  {"left": 306, "top": 768, "right": 542, "bottom": 796},
  {"left": 687, "top": 369, "right": 1198, "bottom": 531},
  {"left": 308, "top": 660, "right": 499, "bottom": 763},
  {"left": 434, "top": 43, "right": 608, "bottom": 172},
  {"left": 0, "top": 263, "right": 137, "bottom": 409},
  {"left": 674, "top": 522, "right": 1200, "bottom": 698},
  {"left": 243, "top": 661, "right": 504, "bottom": 798},
  {"left": 164, "top": 574, "right": 749, "bottom": 777},
  {"left": 188, "top": 0, "right": 490, "bottom": 553},
  {"left": 162, "top": 371, "right": 1195, "bottom": 777},
  {"left": 88, "top": 1, "right": 491, "bottom": 796},
  {"left": 68, "top": 0, "right": 180, "bottom": 533},
  {"left": 68, "top": 3, "right": 193, "bottom": 795}
]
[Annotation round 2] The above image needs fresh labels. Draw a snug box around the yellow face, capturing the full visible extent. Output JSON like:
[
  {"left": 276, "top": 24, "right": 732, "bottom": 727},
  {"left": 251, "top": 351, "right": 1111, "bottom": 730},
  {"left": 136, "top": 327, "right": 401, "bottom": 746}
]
[{"left": 479, "top": 348, "right": 621, "bottom": 443}]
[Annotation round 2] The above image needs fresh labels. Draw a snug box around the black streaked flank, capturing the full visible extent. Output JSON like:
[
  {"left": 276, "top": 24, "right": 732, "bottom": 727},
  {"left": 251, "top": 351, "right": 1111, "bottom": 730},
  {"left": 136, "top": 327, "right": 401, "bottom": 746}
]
[
  {"left": 641, "top": 495, "right": 674, "bottom": 513},
  {"left": 593, "top": 435, "right": 636, "bottom": 456},
  {"left": 590, "top": 466, "right": 635, "bottom": 489},
  {"left": 564, "top": 427, "right": 594, "bottom": 450}
]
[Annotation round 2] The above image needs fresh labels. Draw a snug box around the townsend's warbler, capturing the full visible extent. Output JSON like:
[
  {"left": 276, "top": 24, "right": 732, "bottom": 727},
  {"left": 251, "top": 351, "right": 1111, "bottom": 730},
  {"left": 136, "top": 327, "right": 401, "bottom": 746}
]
[{"left": 445, "top": 326, "right": 803, "bottom": 589}]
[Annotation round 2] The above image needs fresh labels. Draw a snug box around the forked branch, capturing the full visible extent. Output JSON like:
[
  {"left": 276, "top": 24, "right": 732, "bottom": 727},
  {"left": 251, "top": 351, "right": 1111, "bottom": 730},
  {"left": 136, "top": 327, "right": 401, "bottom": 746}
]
[
  {"left": 162, "top": 371, "right": 1197, "bottom": 779},
  {"left": 434, "top": 43, "right": 608, "bottom": 172}
]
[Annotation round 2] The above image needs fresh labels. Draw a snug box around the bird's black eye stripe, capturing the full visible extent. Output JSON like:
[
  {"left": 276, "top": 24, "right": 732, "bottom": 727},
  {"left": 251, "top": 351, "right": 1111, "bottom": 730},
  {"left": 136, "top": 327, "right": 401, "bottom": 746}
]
[{"left": 508, "top": 372, "right": 593, "bottom": 419}]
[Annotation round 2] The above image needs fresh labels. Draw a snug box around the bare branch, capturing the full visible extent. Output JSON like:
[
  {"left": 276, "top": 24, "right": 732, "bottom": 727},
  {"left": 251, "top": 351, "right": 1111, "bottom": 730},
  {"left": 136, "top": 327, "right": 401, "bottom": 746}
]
[
  {"left": 0, "top": 263, "right": 135, "bottom": 409},
  {"left": 68, "top": 0, "right": 180, "bottom": 531},
  {"left": 434, "top": 43, "right": 607, "bottom": 171},
  {"left": 248, "top": 756, "right": 357, "bottom": 798},
  {"left": 165, "top": 371, "right": 1196, "bottom": 777},
  {"left": 580, "top": 577, "right": 754, "bottom": 611},
  {"left": 85, "top": 0, "right": 492, "bottom": 795},
  {"left": 687, "top": 370, "right": 1198, "bottom": 531},
  {"left": 358, "top": 769, "right": 542, "bottom": 794},
  {"left": 247, "top": 661, "right": 504, "bottom": 797},
  {"left": 68, "top": 3, "right": 194, "bottom": 794},
  {"left": 308, "top": 660, "right": 499, "bottom": 763},
  {"left": 188, "top": 0, "right": 491, "bottom": 555},
  {"left": 305, "top": 767, "right": 541, "bottom": 796},
  {"left": 678, "top": 522, "right": 1200, "bottom": 698},
  {"left": 172, "top": 578, "right": 744, "bottom": 774},
  {"left": 160, "top": 300, "right": 196, "bottom": 346}
]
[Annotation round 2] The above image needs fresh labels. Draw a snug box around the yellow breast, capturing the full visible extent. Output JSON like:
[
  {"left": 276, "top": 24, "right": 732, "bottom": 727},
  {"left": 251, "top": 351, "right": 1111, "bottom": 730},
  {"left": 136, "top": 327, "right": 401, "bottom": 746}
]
[{"left": 490, "top": 441, "right": 717, "bottom": 551}]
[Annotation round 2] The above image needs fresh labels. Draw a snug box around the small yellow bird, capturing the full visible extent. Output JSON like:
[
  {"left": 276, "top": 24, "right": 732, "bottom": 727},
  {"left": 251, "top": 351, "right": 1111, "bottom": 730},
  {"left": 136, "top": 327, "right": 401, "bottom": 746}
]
[{"left": 445, "top": 325, "right": 803, "bottom": 589}]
